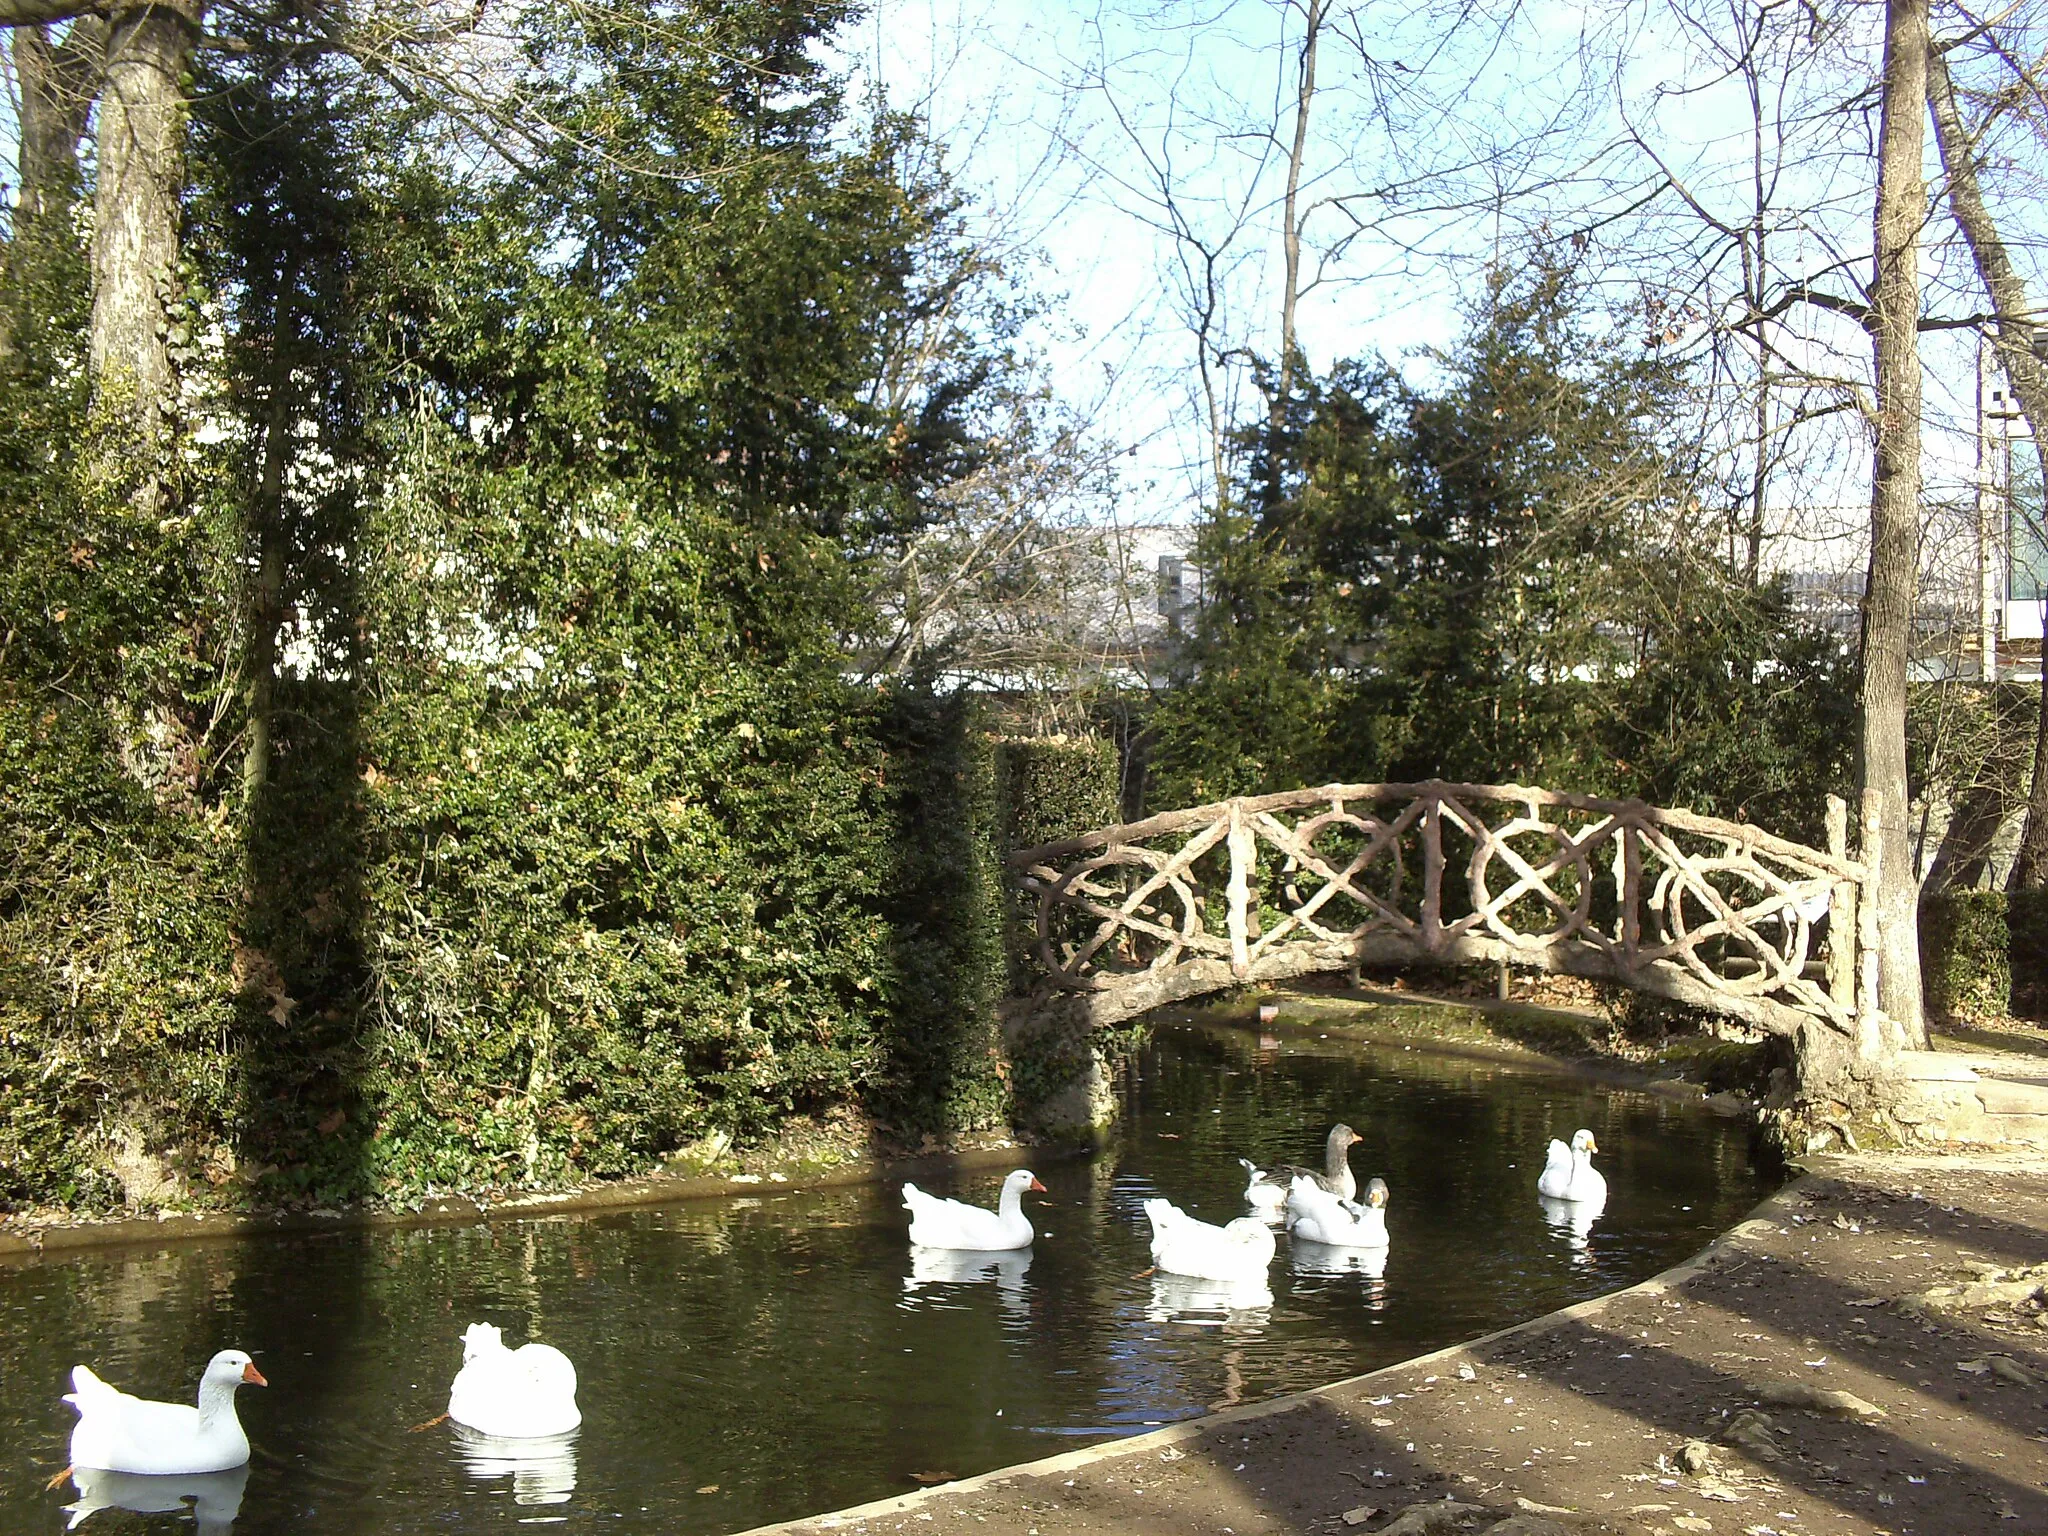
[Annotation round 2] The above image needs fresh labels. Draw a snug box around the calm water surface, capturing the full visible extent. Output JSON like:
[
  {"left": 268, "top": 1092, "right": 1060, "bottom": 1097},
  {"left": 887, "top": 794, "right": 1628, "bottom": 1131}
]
[{"left": 0, "top": 1016, "right": 1769, "bottom": 1535}]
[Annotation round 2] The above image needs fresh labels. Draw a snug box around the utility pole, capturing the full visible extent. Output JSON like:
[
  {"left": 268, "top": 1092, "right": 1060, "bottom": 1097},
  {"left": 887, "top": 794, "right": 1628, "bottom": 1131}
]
[{"left": 1978, "top": 339, "right": 2003, "bottom": 681}]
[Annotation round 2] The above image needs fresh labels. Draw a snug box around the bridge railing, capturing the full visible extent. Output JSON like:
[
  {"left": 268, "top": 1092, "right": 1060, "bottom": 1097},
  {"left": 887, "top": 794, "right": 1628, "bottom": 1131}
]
[{"left": 1008, "top": 780, "right": 1880, "bottom": 1044}]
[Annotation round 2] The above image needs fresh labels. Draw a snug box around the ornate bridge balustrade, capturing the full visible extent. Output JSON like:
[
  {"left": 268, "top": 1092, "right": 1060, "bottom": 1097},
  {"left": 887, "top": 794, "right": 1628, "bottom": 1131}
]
[{"left": 1008, "top": 781, "right": 1884, "bottom": 1048}]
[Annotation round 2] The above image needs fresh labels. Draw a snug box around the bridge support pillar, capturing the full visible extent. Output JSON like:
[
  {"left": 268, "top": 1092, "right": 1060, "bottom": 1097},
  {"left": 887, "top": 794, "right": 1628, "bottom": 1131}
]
[{"left": 999, "top": 995, "right": 1118, "bottom": 1143}]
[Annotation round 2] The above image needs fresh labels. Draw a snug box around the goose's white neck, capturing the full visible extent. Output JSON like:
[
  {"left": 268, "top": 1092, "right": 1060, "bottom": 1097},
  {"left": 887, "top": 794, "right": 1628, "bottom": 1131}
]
[
  {"left": 998, "top": 1181, "right": 1025, "bottom": 1219},
  {"left": 195, "top": 1377, "right": 244, "bottom": 1430}
]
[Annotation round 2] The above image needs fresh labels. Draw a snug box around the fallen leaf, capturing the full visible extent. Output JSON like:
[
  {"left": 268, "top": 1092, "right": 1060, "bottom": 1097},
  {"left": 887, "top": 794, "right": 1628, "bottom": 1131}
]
[
  {"left": 1516, "top": 1495, "right": 1575, "bottom": 1513},
  {"left": 909, "top": 1471, "right": 955, "bottom": 1485},
  {"left": 696, "top": 1484, "right": 720, "bottom": 1494},
  {"left": 317, "top": 1108, "right": 346, "bottom": 1137},
  {"left": 1341, "top": 1509, "right": 1381, "bottom": 1527}
]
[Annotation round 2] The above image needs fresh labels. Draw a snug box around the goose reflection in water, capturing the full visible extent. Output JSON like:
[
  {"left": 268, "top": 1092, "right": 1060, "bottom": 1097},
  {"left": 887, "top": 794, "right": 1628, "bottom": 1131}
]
[
  {"left": 901, "top": 1245, "right": 1034, "bottom": 1319},
  {"left": 451, "top": 1424, "right": 578, "bottom": 1506},
  {"left": 1144, "top": 1272, "right": 1273, "bottom": 1329},
  {"left": 1289, "top": 1240, "right": 1389, "bottom": 1309},
  {"left": 1539, "top": 1193, "right": 1606, "bottom": 1265},
  {"left": 63, "top": 1463, "right": 248, "bottom": 1535}
]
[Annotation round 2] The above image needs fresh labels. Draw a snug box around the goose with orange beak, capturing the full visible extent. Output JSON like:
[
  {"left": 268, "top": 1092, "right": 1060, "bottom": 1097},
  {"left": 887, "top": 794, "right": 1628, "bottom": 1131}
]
[
  {"left": 1537, "top": 1128, "right": 1606, "bottom": 1204},
  {"left": 52, "top": 1350, "right": 267, "bottom": 1484},
  {"left": 902, "top": 1168, "right": 1046, "bottom": 1250}
]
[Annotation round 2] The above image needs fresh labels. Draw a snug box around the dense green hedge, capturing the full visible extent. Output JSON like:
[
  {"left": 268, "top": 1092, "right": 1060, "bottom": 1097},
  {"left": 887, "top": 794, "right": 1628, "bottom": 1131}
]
[
  {"left": 2012, "top": 889, "right": 2048, "bottom": 1018},
  {"left": 1919, "top": 890, "right": 2012, "bottom": 1022}
]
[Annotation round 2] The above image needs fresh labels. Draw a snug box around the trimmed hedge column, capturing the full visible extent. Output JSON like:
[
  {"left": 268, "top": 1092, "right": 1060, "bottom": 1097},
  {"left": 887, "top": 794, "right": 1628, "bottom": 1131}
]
[
  {"left": 993, "top": 735, "right": 1123, "bottom": 1141},
  {"left": 1919, "top": 890, "right": 2011, "bottom": 1021}
]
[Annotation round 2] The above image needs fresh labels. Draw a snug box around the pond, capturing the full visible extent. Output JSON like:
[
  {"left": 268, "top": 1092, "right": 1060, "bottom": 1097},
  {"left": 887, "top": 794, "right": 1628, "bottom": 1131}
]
[{"left": 0, "top": 1015, "right": 1769, "bottom": 1535}]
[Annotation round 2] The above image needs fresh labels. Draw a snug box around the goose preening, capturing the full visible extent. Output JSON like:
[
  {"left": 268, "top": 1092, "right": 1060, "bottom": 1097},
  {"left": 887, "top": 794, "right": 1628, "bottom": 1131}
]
[
  {"left": 62, "top": 1464, "right": 249, "bottom": 1536},
  {"left": 448, "top": 1323, "right": 581, "bottom": 1439},
  {"left": 452, "top": 1424, "right": 580, "bottom": 1507},
  {"left": 1537, "top": 1129, "right": 1606, "bottom": 1204},
  {"left": 1286, "top": 1174, "right": 1390, "bottom": 1249},
  {"left": 57, "top": 1350, "right": 267, "bottom": 1481},
  {"left": 1142, "top": 1197, "right": 1276, "bottom": 1283},
  {"left": 901, "top": 1169, "right": 1044, "bottom": 1251},
  {"left": 1242, "top": 1123, "right": 1361, "bottom": 1204}
]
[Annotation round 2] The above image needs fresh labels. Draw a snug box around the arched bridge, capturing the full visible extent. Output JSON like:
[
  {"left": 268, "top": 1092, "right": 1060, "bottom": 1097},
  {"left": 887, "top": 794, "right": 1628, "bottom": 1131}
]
[{"left": 1007, "top": 781, "right": 1885, "bottom": 1051}]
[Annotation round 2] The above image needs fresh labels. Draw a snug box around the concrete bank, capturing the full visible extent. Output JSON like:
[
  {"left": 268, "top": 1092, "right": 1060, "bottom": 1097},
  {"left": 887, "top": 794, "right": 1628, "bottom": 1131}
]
[
  {"left": 738, "top": 1152, "right": 2048, "bottom": 1536},
  {"left": 0, "top": 1137, "right": 1054, "bottom": 1263}
]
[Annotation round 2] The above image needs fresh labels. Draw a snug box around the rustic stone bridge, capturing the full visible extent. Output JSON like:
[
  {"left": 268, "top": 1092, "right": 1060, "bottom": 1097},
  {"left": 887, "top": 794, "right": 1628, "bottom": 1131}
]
[{"left": 1002, "top": 782, "right": 1893, "bottom": 1101}]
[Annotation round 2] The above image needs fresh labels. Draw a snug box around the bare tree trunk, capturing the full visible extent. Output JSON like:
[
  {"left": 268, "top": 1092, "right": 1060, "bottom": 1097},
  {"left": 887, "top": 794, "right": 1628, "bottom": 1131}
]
[
  {"left": 1275, "top": 0, "right": 1323, "bottom": 412},
  {"left": 89, "top": 0, "right": 200, "bottom": 513},
  {"left": 1927, "top": 49, "right": 2048, "bottom": 891},
  {"left": 1862, "top": 0, "right": 1928, "bottom": 1048},
  {"left": 9, "top": 17, "right": 105, "bottom": 228}
]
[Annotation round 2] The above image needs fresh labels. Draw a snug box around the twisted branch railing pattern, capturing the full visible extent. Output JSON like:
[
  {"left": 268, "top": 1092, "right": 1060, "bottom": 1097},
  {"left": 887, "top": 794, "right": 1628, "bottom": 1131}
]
[{"left": 1009, "top": 782, "right": 1880, "bottom": 1042}]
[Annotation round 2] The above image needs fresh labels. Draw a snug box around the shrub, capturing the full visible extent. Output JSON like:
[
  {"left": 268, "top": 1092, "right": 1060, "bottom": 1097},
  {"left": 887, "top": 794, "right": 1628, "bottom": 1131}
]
[{"left": 1919, "top": 890, "right": 2011, "bottom": 1022}]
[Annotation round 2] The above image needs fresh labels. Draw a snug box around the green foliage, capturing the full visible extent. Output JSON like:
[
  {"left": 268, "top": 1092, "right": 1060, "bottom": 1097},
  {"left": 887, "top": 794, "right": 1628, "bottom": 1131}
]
[
  {"left": 1918, "top": 891, "right": 2012, "bottom": 1022},
  {"left": 1147, "top": 252, "right": 1857, "bottom": 837},
  {"left": 2009, "top": 889, "right": 2048, "bottom": 1020},
  {"left": 0, "top": 1, "right": 1058, "bottom": 1210},
  {"left": 873, "top": 689, "right": 1009, "bottom": 1135}
]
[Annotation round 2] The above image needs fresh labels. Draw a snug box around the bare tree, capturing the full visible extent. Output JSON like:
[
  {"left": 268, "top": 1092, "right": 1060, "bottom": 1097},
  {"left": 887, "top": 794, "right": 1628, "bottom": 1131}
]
[
  {"left": 1926, "top": 30, "right": 2048, "bottom": 891},
  {"left": 1863, "top": 0, "right": 1930, "bottom": 1046}
]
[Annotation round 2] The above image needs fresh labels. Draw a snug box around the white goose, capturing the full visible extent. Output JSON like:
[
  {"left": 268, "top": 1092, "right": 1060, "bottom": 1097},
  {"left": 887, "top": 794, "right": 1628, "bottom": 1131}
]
[
  {"left": 1142, "top": 1197, "right": 1276, "bottom": 1283},
  {"left": 1537, "top": 1128, "right": 1606, "bottom": 1204},
  {"left": 448, "top": 1323, "right": 581, "bottom": 1439},
  {"left": 1237, "top": 1158, "right": 1288, "bottom": 1220},
  {"left": 901, "top": 1168, "right": 1044, "bottom": 1251},
  {"left": 1287, "top": 1174, "right": 1390, "bottom": 1249},
  {"left": 56, "top": 1350, "right": 267, "bottom": 1480}
]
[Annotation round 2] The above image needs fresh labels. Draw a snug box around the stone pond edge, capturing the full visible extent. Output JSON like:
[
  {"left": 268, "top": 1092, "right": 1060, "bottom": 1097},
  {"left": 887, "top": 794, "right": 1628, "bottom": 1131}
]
[
  {"left": 0, "top": 999, "right": 1713, "bottom": 1262},
  {"left": 723, "top": 1172, "right": 1824, "bottom": 1536}
]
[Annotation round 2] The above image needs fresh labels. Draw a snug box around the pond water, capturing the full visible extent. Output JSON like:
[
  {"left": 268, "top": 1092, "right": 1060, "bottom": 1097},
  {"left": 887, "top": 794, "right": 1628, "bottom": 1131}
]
[{"left": 0, "top": 1016, "right": 1769, "bottom": 1535}]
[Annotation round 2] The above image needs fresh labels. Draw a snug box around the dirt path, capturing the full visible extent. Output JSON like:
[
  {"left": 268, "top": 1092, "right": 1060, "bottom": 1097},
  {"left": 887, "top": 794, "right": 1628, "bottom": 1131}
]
[{"left": 742, "top": 1153, "right": 2048, "bottom": 1536}]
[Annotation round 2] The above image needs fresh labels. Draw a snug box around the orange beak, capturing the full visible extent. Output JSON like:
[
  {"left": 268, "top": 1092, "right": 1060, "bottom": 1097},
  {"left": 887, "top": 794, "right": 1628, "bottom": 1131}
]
[
  {"left": 1029, "top": 1178, "right": 1047, "bottom": 1193},
  {"left": 242, "top": 1363, "right": 269, "bottom": 1387}
]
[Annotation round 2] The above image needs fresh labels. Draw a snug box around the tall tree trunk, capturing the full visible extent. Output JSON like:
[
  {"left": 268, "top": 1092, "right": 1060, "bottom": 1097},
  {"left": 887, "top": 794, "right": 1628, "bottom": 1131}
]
[
  {"left": 1862, "top": 0, "right": 1929, "bottom": 1048},
  {"left": 89, "top": 0, "right": 200, "bottom": 513},
  {"left": 10, "top": 17, "right": 105, "bottom": 228},
  {"left": 1927, "top": 49, "right": 2048, "bottom": 891},
  {"left": 1275, "top": 0, "right": 1323, "bottom": 413}
]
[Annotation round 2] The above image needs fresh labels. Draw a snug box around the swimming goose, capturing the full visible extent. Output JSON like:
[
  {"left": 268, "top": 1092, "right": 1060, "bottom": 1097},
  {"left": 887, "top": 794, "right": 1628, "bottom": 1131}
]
[
  {"left": 57, "top": 1350, "right": 266, "bottom": 1479},
  {"left": 902, "top": 1168, "right": 1044, "bottom": 1251},
  {"left": 448, "top": 1323, "right": 581, "bottom": 1439},
  {"left": 1537, "top": 1129, "right": 1606, "bottom": 1204},
  {"left": 1287, "top": 1174, "right": 1390, "bottom": 1248},
  {"left": 1142, "top": 1197, "right": 1276, "bottom": 1283},
  {"left": 1238, "top": 1158, "right": 1289, "bottom": 1219},
  {"left": 1242, "top": 1123, "right": 1361, "bottom": 1203}
]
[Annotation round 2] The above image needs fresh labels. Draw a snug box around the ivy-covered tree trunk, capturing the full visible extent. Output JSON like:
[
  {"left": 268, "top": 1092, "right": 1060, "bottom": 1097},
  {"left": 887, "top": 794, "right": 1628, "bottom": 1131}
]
[
  {"left": 89, "top": 0, "right": 200, "bottom": 511},
  {"left": 1861, "top": 0, "right": 1928, "bottom": 1049}
]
